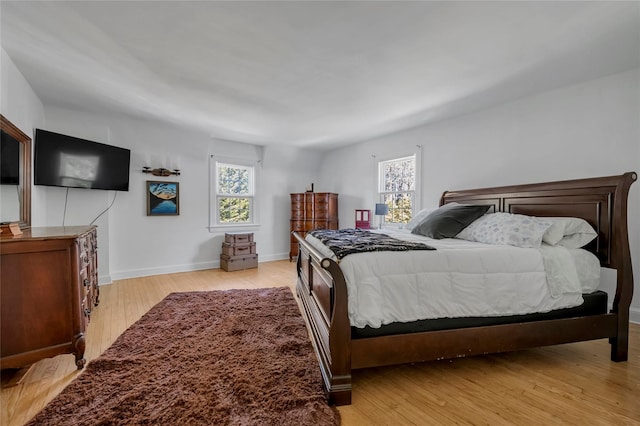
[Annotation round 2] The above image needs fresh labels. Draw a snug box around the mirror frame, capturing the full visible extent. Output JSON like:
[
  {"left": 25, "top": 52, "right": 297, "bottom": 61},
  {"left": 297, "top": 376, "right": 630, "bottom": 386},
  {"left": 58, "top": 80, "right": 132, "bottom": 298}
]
[{"left": 1, "top": 114, "right": 31, "bottom": 229}]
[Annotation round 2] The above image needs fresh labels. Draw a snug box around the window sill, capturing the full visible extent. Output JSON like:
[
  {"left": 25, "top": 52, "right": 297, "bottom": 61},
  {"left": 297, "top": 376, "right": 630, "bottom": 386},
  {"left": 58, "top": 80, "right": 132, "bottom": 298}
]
[{"left": 208, "top": 224, "right": 260, "bottom": 233}]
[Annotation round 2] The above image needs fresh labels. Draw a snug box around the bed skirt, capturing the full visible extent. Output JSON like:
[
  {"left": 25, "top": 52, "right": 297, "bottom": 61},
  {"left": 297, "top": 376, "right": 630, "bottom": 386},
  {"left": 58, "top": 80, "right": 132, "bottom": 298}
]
[{"left": 352, "top": 290, "right": 608, "bottom": 338}]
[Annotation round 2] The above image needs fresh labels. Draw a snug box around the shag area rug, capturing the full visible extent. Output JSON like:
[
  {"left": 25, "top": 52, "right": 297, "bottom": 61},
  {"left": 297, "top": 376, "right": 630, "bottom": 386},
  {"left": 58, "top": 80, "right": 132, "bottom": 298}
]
[{"left": 27, "top": 287, "right": 340, "bottom": 425}]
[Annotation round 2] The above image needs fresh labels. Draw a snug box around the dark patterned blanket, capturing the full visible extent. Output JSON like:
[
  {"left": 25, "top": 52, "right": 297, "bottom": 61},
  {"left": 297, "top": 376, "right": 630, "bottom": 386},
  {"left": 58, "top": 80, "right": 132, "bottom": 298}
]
[{"left": 309, "top": 228, "right": 435, "bottom": 260}]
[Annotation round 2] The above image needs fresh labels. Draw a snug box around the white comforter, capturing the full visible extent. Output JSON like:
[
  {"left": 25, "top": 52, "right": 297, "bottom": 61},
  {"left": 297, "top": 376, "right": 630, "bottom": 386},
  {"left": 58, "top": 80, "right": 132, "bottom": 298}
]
[{"left": 305, "top": 229, "right": 601, "bottom": 329}]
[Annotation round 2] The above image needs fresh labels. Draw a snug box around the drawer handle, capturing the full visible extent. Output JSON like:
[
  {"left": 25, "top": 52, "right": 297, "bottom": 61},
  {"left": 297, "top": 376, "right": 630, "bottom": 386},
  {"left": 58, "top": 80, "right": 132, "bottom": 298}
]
[
  {"left": 84, "top": 308, "right": 91, "bottom": 317},
  {"left": 83, "top": 279, "right": 90, "bottom": 287}
]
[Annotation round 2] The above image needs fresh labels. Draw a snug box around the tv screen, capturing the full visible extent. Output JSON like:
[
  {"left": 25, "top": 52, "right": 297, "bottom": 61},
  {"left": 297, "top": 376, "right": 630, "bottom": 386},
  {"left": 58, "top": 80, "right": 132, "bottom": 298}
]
[
  {"left": 1, "top": 130, "right": 20, "bottom": 185},
  {"left": 34, "top": 129, "right": 130, "bottom": 191}
]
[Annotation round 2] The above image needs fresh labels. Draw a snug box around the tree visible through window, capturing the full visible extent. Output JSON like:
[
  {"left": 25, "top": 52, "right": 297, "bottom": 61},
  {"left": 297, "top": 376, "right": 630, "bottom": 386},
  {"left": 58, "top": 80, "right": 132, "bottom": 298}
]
[
  {"left": 215, "top": 162, "right": 254, "bottom": 224},
  {"left": 378, "top": 155, "right": 416, "bottom": 224}
]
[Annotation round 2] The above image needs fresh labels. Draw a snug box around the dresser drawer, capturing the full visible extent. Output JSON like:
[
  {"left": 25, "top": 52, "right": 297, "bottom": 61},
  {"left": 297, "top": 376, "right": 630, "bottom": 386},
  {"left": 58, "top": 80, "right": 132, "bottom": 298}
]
[
  {"left": 79, "top": 267, "right": 90, "bottom": 291},
  {"left": 291, "top": 220, "right": 316, "bottom": 232},
  {"left": 81, "top": 297, "right": 91, "bottom": 328},
  {"left": 313, "top": 205, "right": 330, "bottom": 219},
  {"left": 290, "top": 193, "right": 305, "bottom": 203},
  {"left": 291, "top": 207, "right": 305, "bottom": 219},
  {"left": 314, "top": 195, "right": 331, "bottom": 206}
]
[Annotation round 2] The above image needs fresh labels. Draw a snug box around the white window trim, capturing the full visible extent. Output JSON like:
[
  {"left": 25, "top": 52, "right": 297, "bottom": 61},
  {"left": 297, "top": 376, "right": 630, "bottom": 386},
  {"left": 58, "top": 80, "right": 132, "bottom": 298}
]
[
  {"left": 375, "top": 151, "right": 421, "bottom": 228},
  {"left": 208, "top": 155, "right": 261, "bottom": 232}
]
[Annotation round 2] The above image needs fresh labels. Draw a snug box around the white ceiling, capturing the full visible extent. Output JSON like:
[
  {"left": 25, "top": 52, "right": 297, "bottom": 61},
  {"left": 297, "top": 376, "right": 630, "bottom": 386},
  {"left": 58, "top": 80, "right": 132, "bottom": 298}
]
[{"left": 2, "top": 1, "right": 639, "bottom": 150}]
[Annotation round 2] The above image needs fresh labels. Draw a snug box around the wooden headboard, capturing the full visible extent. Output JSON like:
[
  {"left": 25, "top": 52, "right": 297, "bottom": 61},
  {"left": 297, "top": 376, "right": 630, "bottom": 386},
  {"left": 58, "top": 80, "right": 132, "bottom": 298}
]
[{"left": 440, "top": 172, "right": 637, "bottom": 269}]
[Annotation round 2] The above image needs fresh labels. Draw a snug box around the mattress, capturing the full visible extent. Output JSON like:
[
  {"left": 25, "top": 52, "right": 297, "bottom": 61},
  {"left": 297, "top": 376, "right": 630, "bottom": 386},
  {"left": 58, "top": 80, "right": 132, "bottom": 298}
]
[
  {"left": 352, "top": 290, "right": 608, "bottom": 338},
  {"left": 305, "top": 228, "right": 602, "bottom": 329}
]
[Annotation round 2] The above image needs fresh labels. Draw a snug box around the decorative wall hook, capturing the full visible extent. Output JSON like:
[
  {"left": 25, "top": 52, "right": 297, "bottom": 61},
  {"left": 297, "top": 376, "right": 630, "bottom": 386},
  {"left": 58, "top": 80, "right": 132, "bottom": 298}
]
[{"left": 142, "top": 166, "right": 181, "bottom": 177}]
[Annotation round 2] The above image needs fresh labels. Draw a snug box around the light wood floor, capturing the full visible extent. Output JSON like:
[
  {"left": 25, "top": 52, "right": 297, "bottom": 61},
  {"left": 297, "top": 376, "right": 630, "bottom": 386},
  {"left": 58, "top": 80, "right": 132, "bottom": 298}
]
[{"left": 2, "top": 260, "right": 639, "bottom": 425}]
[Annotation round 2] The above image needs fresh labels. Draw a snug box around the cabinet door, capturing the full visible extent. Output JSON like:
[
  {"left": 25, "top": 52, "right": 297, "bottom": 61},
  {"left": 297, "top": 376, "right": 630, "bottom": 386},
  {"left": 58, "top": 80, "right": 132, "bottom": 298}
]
[{"left": 1, "top": 247, "right": 74, "bottom": 359}]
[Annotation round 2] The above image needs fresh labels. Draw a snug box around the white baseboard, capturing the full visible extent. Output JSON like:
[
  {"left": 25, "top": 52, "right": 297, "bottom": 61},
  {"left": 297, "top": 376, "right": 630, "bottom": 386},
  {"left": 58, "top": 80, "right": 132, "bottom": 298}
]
[
  {"left": 110, "top": 261, "right": 218, "bottom": 281},
  {"left": 108, "top": 252, "right": 290, "bottom": 282},
  {"left": 257, "top": 252, "right": 290, "bottom": 262},
  {"left": 98, "top": 274, "right": 113, "bottom": 286},
  {"left": 630, "top": 306, "right": 640, "bottom": 325}
]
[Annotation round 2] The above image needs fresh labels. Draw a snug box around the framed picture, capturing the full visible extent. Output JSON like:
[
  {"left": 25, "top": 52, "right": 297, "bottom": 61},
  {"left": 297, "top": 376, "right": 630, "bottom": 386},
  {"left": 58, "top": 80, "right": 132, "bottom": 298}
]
[{"left": 147, "top": 181, "right": 179, "bottom": 216}]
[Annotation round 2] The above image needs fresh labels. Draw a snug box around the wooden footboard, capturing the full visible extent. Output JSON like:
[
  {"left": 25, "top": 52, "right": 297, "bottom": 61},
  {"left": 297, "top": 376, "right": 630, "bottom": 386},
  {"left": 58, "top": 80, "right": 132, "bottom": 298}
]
[
  {"left": 294, "top": 172, "right": 636, "bottom": 406},
  {"left": 294, "top": 233, "right": 352, "bottom": 405}
]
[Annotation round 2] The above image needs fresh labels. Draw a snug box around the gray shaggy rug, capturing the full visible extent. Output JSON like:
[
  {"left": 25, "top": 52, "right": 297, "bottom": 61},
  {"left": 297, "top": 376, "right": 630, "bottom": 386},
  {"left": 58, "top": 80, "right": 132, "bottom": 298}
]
[{"left": 27, "top": 287, "right": 340, "bottom": 425}]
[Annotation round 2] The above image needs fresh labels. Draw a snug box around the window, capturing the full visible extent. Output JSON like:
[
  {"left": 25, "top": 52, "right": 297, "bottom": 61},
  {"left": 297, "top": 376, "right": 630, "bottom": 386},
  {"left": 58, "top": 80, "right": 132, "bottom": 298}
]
[
  {"left": 378, "top": 155, "right": 416, "bottom": 225},
  {"left": 210, "top": 157, "right": 258, "bottom": 228}
]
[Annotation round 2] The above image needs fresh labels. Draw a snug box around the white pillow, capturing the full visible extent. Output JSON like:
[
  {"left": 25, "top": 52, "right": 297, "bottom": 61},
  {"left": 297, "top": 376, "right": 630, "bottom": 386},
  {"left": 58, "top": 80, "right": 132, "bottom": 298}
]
[
  {"left": 403, "top": 207, "right": 438, "bottom": 231},
  {"left": 542, "top": 217, "right": 597, "bottom": 248},
  {"left": 456, "top": 212, "right": 553, "bottom": 248}
]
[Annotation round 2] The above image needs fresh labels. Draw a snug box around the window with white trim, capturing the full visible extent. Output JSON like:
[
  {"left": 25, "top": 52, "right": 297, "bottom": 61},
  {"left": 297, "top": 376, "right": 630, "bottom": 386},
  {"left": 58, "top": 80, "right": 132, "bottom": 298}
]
[
  {"left": 210, "top": 157, "right": 258, "bottom": 228},
  {"left": 378, "top": 155, "right": 416, "bottom": 225}
]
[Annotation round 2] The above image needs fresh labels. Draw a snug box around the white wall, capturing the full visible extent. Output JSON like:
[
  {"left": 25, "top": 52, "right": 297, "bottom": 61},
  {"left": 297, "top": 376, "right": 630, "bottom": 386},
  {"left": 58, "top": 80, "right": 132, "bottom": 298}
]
[
  {"left": 40, "top": 107, "right": 321, "bottom": 282},
  {"left": 0, "top": 49, "right": 44, "bottom": 142},
  {"left": 1, "top": 48, "right": 45, "bottom": 223},
  {"left": 318, "top": 68, "right": 640, "bottom": 322},
  {"left": 2, "top": 48, "right": 323, "bottom": 285}
]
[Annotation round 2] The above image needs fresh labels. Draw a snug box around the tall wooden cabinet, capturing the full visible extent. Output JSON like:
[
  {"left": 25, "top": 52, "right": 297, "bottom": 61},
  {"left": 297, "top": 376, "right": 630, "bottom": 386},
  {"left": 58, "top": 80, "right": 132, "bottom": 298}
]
[
  {"left": 1, "top": 226, "right": 99, "bottom": 369},
  {"left": 290, "top": 192, "right": 338, "bottom": 260}
]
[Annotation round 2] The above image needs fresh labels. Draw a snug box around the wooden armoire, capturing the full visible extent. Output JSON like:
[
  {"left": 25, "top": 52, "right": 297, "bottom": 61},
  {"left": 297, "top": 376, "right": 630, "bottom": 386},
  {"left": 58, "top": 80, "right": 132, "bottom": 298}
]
[{"left": 290, "top": 192, "right": 338, "bottom": 260}]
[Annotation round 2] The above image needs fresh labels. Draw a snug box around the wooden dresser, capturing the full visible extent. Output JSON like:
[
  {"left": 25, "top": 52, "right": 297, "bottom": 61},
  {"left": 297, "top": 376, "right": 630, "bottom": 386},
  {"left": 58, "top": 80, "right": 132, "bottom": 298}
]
[
  {"left": 1, "top": 226, "right": 99, "bottom": 370},
  {"left": 290, "top": 192, "right": 338, "bottom": 260}
]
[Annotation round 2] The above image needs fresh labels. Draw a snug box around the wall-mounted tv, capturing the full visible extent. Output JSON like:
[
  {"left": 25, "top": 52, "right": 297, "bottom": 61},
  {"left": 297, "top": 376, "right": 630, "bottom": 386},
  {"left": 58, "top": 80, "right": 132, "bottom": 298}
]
[{"left": 34, "top": 129, "right": 131, "bottom": 191}]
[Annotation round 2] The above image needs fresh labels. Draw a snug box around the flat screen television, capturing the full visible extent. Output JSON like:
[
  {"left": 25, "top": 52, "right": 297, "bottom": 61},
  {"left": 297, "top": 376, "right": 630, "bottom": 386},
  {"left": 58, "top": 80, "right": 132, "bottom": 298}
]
[{"left": 34, "top": 129, "right": 130, "bottom": 191}]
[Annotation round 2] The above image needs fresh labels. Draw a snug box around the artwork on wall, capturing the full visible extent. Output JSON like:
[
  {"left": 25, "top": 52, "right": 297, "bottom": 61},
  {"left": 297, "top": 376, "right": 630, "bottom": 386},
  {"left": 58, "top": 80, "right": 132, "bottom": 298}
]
[{"left": 147, "top": 181, "right": 179, "bottom": 216}]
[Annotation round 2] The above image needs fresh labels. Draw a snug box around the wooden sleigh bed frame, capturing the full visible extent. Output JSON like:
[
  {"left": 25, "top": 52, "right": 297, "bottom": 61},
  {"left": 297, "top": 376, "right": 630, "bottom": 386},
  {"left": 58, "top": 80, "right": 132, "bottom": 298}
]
[{"left": 294, "top": 172, "right": 637, "bottom": 406}]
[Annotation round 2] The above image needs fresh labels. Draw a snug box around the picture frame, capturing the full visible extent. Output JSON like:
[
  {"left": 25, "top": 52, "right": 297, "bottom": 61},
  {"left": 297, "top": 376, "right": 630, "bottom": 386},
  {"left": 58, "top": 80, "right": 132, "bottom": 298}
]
[{"left": 146, "top": 181, "right": 179, "bottom": 216}]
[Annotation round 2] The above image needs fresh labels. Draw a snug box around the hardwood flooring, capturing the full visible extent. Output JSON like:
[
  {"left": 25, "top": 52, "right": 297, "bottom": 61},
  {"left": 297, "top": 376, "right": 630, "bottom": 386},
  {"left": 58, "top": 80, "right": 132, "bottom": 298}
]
[{"left": 2, "top": 260, "right": 639, "bottom": 425}]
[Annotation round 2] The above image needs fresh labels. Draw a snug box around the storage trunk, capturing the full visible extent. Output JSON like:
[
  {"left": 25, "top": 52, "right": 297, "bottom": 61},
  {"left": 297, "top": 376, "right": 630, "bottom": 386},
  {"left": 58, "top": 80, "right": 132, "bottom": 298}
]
[
  {"left": 221, "top": 242, "right": 256, "bottom": 256},
  {"left": 224, "top": 232, "right": 254, "bottom": 244},
  {"left": 220, "top": 253, "right": 258, "bottom": 272}
]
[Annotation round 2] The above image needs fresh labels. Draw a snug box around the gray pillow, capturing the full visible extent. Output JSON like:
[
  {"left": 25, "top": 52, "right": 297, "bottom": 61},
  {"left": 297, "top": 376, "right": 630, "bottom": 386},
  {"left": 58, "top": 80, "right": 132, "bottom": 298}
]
[
  {"left": 403, "top": 207, "right": 437, "bottom": 231},
  {"left": 411, "top": 203, "right": 490, "bottom": 239}
]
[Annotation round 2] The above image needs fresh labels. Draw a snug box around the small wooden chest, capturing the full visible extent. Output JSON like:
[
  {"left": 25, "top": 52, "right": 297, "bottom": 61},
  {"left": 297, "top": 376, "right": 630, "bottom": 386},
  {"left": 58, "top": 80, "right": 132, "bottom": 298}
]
[
  {"left": 220, "top": 253, "right": 258, "bottom": 272},
  {"left": 222, "top": 242, "right": 256, "bottom": 256},
  {"left": 224, "top": 232, "right": 254, "bottom": 244}
]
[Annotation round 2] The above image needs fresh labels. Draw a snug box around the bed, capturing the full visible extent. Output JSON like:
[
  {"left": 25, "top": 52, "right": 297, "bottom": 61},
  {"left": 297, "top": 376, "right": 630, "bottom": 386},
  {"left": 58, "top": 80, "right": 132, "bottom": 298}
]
[{"left": 293, "top": 172, "right": 637, "bottom": 406}]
